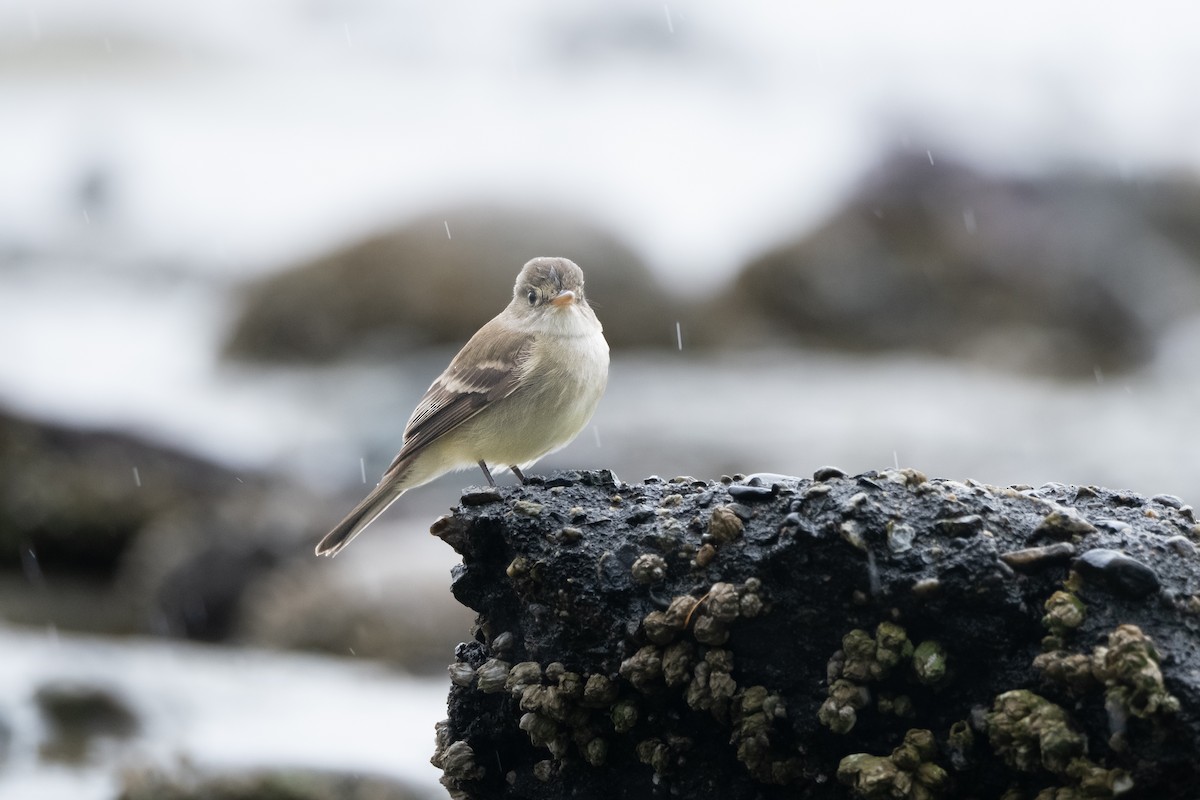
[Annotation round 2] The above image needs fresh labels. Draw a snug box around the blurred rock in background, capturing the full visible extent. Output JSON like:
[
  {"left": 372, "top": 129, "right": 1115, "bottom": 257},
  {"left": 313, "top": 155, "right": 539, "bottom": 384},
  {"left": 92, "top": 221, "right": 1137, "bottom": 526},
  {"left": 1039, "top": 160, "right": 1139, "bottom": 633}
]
[
  {"left": 0, "top": 408, "right": 468, "bottom": 673},
  {"left": 222, "top": 205, "right": 683, "bottom": 363},
  {"left": 728, "top": 151, "right": 1200, "bottom": 377}
]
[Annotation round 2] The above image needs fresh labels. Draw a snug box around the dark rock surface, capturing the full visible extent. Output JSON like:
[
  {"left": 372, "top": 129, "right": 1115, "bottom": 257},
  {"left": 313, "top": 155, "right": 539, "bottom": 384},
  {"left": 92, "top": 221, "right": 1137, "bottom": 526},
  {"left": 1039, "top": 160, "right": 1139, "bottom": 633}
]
[
  {"left": 432, "top": 469, "right": 1200, "bottom": 799},
  {"left": 729, "top": 152, "right": 1200, "bottom": 376},
  {"left": 222, "top": 204, "right": 682, "bottom": 362}
]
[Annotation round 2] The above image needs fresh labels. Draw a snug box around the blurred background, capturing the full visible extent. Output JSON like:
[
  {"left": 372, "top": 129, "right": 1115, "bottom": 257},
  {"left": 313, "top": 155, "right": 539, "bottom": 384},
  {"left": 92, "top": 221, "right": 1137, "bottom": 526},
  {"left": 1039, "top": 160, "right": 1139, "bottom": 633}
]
[{"left": 2, "top": 1, "right": 1199, "bottom": 797}]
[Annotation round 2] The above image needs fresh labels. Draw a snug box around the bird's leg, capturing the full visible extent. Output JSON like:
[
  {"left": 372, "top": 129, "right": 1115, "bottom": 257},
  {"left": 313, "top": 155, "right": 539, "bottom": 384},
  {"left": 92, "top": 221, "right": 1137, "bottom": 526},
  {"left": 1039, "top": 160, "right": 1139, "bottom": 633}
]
[
  {"left": 477, "top": 460, "right": 496, "bottom": 487},
  {"left": 510, "top": 465, "right": 528, "bottom": 485}
]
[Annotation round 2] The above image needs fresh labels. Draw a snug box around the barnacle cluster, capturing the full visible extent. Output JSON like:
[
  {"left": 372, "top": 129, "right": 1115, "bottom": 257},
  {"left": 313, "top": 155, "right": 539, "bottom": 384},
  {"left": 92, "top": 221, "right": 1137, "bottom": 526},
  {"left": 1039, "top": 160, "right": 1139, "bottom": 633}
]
[
  {"left": 837, "top": 728, "right": 950, "bottom": 799},
  {"left": 1041, "top": 590, "right": 1086, "bottom": 640},
  {"left": 1094, "top": 624, "right": 1179, "bottom": 723},
  {"left": 436, "top": 651, "right": 633, "bottom": 789},
  {"left": 1003, "top": 620, "right": 1177, "bottom": 797},
  {"left": 983, "top": 689, "right": 1133, "bottom": 799},
  {"left": 820, "top": 623, "right": 947, "bottom": 734},
  {"left": 986, "top": 690, "right": 1087, "bottom": 774},
  {"left": 619, "top": 578, "right": 803, "bottom": 782},
  {"left": 1034, "top": 623, "right": 1178, "bottom": 743},
  {"left": 437, "top": 576, "right": 779, "bottom": 791},
  {"left": 432, "top": 720, "right": 484, "bottom": 799},
  {"left": 730, "top": 685, "right": 800, "bottom": 784}
]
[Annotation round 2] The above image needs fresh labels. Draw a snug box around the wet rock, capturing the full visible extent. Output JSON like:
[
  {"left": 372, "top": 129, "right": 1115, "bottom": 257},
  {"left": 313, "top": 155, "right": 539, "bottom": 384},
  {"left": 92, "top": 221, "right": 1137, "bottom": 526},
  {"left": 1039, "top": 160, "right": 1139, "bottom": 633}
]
[
  {"left": 0, "top": 409, "right": 329, "bottom": 647},
  {"left": 222, "top": 204, "right": 679, "bottom": 362},
  {"left": 0, "top": 409, "right": 267, "bottom": 578},
  {"left": 436, "top": 470, "right": 1200, "bottom": 798}
]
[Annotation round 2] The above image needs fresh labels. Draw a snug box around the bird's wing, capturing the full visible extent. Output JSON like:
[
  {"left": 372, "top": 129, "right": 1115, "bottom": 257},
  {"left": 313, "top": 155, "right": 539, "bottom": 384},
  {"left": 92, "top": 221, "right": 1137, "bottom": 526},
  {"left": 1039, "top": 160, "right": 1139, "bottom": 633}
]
[{"left": 383, "top": 319, "right": 534, "bottom": 476}]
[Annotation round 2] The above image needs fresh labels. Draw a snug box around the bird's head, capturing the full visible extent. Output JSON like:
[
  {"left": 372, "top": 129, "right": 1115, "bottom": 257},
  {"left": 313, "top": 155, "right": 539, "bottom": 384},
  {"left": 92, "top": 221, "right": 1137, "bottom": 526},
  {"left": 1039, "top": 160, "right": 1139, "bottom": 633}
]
[{"left": 510, "top": 257, "right": 592, "bottom": 321}]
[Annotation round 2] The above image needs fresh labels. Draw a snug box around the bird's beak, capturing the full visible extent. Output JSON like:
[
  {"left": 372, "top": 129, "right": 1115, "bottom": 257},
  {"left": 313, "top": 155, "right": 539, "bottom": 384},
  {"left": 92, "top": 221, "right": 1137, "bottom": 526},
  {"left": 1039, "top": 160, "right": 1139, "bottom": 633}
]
[{"left": 551, "top": 289, "right": 577, "bottom": 307}]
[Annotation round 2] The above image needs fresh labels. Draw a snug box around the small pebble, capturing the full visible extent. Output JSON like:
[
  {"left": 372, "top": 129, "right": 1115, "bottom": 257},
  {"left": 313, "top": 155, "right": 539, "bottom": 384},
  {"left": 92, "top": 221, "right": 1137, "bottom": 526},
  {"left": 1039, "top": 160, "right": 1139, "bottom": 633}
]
[
  {"left": 1167, "top": 536, "right": 1196, "bottom": 557},
  {"left": 461, "top": 487, "right": 503, "bottom": 506},
  {"left": 887, "top": 522, "right": 916, "bottom": 554},
  {"left": 1034, "top": 508, "right": 1097, "bottom": 539},
  {"left": 546, "top": 472, "right": 581, "bottom": 488},
  {"left": 935, "top": 514, "right": 985, "bottom": 537},
  {"left": 745, "top": 472, "right": 800, "bottom": 487},
  {"left": 999, "top": 543, "right": 1076, "bottom": 571},
  {"left": 625, "top": 504, "right": 656, "bottom": 525},
  {"left": 728, "top": 484, "right": 775, "bottom": 502},
  {"left": 1152, "top": 493, "right": 1184, "bottom": 509},
  {"left": 512, "top": 500, "right": 544, "bottom": 517},
  {"left": 813, "top": 466, "right": 847, "bottom": 481},
  {"left": 912, "top": 578, "right": 941, "bottom": 597},
  {"left": 1073, "top": 549, "right": 1161, "bottom": 598}
]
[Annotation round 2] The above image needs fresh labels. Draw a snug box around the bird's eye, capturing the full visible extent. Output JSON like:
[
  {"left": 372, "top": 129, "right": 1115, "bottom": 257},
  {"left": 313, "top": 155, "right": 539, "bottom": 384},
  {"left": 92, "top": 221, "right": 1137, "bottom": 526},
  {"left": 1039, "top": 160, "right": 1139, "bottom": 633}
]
[{"left": 527, "top": 289, "right": 538, "bottom": 306}]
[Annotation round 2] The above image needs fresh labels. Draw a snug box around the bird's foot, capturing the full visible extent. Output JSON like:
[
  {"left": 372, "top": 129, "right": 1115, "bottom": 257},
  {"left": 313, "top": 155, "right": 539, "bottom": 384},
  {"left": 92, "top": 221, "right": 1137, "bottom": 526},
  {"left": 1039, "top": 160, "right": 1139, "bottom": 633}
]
[{"left": 477, "top": 460, "right": 497, "bottom": 487}]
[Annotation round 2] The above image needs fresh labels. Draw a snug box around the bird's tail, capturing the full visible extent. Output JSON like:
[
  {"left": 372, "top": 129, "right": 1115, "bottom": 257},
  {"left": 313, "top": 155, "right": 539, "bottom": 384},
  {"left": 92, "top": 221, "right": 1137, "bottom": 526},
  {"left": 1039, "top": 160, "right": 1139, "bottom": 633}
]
[{"left": 315, "top": 478, "right": 407, "bottom": 557}]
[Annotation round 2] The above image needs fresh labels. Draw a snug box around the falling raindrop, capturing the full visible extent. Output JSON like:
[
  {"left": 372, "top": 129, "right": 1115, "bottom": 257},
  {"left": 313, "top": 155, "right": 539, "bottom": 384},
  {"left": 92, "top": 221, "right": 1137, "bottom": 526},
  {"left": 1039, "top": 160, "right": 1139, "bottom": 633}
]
[
  {"left": 592, "top": 426, "right": 602, "bottom": 448},
  {"left": 444, "top": 221, "right": 452, "bottom": 240},
  {"left": 360, "top": 457, "right": 367, "bottom": 483},
  {"left": 926, "top": 150, "right": 935, "bottom": 166},
  {"left": 663, "top": 4, "right": 674, "bottom": 34},
  {"left": 675, "top": 321, "right": 683, "bottom": 351},
  {"left": 962, "top": 208, "right": 977, "bottom": 234},
  {"left": 22, "top": 548, "right": 44, "bottom": 585},
  {"left": 132, "top": 466, "right": 141, "bottom": 487}
]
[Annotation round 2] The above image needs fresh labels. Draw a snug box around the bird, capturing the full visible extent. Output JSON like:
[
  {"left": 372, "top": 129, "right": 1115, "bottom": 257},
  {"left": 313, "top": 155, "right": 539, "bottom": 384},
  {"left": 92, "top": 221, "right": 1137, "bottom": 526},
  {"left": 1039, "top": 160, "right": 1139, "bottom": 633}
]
[{"left": 315, "top": 256, "right": 609, "bottom": 557}]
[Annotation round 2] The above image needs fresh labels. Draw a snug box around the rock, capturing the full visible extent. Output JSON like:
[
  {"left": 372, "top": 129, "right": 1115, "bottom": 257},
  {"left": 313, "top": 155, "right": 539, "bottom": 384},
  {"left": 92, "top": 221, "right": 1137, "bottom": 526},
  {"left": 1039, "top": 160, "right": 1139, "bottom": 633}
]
[
  {"left": 222, "top": 204, "right": 681, "bottom": 362},
  {"left": 433, "top": 469, "right": 1200, "bottom": 798},
  {"left": 729, "top": 152, "right": 1200, "bottom": 376},
  {"left": 0, "top": 408, "right": 245, "bottom": 578},
  {"left": 0, "top": 408, "right": 385, "bottom": 659}
]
